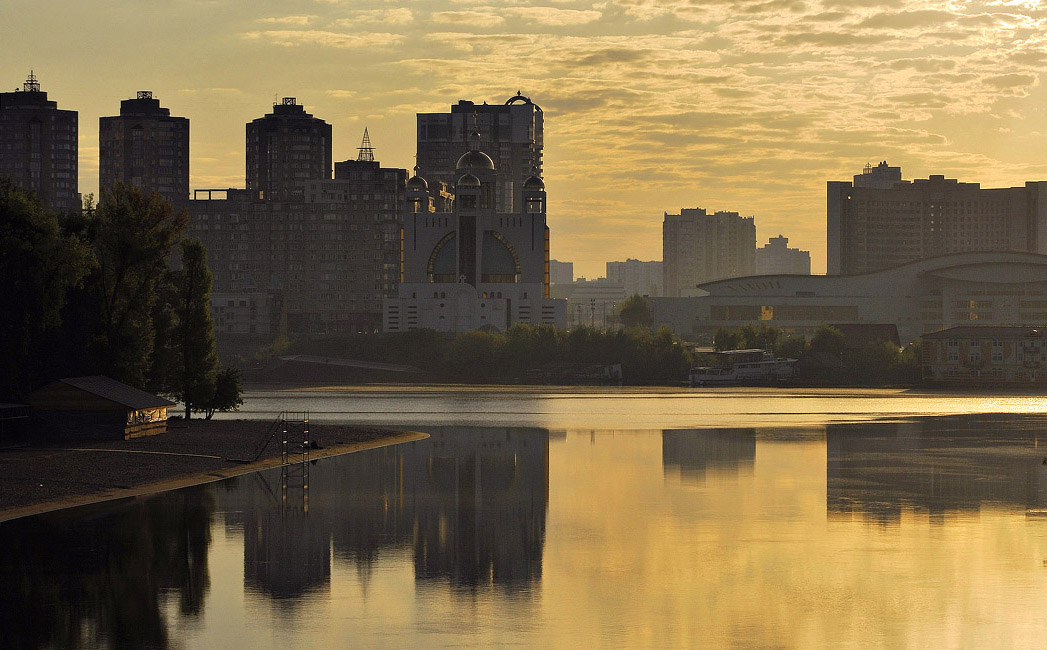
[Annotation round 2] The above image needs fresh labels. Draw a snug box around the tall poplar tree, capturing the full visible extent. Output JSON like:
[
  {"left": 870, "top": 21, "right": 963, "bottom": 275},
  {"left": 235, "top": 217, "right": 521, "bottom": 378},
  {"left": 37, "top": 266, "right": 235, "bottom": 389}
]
[
  {"left": 89, "top": 183, "right": 188, "bottom": 387},
  {"left": 171, "top": 238, "right": 219, "bottom": 419}
]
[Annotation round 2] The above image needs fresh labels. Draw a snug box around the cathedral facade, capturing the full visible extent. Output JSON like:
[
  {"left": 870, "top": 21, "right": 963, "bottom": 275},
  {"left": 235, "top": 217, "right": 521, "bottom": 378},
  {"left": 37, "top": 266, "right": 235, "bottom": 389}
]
[{"left": 383, "top": 133, "right": 566, "bottom": 332}]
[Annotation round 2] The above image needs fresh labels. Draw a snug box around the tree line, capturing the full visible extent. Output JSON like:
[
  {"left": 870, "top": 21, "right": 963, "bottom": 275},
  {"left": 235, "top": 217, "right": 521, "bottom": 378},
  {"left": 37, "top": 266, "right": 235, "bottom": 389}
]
[
  {"left": 0, "top": 180, "right": 241, "bottom": 418},
  {"left": 286, "top": 323, "right": 694, "bottom": 384},
  {"left": 712, "top": 323, "right": 922, "bottom": 385}
]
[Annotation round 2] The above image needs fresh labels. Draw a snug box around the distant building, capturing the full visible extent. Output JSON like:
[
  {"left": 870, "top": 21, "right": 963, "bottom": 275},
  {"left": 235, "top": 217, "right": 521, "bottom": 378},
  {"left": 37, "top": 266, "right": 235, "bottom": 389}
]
[
  {"left": 549, "top": 259, "right": 573, "bottom": 285},
  {"left": 649, "top": 251, "right": 1047, "bottom": 343},
  {"left": 246, "top": 97, "right": 332, "bottom": 201},
  {"left": 922, "top": 326, "right": 1047, "bottom": 385},
  {"left": 416, "top": 93, "right": 543, "bottom": 213},
  {"left": 607, "top": 258, "right": 663, "bottom": 297},
  {"left": 99, "top": 91, "right": 189, "bottom": 209},
  {"left": 756, "top": 236, "right": 810, "bottom": 275},
  {"left": 384, "top": 129, "right": 565, "bottom": 333},
  {"left": 190, "top": 158, "right": 406, "bottom": 335},
  {"left": 663, "top": 208, "right": 756, "bottom": 297},
  {"left": 827, "top": 161, "right": 1047, "bottom": 275},
  {"left": 0, "top": 72, "right": 78, "bottom": 212},
  {"left": 559, "top": 278, "right": 626, "bottom": 329}
]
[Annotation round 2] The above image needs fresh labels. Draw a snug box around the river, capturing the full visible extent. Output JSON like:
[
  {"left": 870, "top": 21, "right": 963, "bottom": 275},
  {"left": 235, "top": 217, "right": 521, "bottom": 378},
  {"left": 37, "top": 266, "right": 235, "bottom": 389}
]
[{"left": 3, "top": 387, "right": 1047, "bottom": 649}]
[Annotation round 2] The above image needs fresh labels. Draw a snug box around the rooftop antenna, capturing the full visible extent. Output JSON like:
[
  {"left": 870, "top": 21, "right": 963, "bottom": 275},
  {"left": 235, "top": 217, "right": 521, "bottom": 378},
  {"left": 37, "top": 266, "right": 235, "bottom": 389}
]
[
  {"left": 24, "top": 70, "right": 40, "bottom": 92},
  {"left": 357, "top": 127, "right": 375, "bottom": 162}
]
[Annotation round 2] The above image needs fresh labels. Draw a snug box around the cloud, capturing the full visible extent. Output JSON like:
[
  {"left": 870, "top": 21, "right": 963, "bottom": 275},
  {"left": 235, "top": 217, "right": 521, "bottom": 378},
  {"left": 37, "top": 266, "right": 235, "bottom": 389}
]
[
  {"left": 506, "top": 7, "right": 603, "bottom": 25},
  {"left": 331, "top": 8, "right": 413, "bottom": 26},
  {"left": 430, "top": 10, "right": 505, "bottom": 27},
  {"left": 241, "top": 30, "right": 403, "bottom": 48},
  {"left": 257, "top": 15, "right": 317, "bottom": 26}
]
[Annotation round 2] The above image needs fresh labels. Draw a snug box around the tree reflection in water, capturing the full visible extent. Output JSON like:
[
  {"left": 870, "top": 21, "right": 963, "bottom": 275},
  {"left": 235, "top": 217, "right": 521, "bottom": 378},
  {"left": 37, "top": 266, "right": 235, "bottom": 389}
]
[{"left": 0, "top": 488, "right": 215, "bottom": 650}]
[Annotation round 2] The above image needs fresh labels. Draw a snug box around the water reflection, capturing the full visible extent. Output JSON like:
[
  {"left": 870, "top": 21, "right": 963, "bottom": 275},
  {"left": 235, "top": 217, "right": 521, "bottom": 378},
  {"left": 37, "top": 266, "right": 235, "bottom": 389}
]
[
  {"left": 0, "top": 490, "right": 214, "bottom": 650},
  {"left": 827, "top": 415, "right": 1047, "bottom": 523},
  {"left": 8, "top": 413, "right": 1047, "bottom": 648},
  {"left": 662, "top": 429, "right": 756, "bottom": 483},
  {"left": 220, "top": 426, "right": 548, "bottom": 597}
]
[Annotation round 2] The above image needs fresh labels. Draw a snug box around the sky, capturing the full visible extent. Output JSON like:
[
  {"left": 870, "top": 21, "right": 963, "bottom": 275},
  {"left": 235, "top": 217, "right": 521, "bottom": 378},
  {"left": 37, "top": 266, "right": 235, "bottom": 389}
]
[{"left": 5, "top": 0, "right": 1047, "bottom": 278}]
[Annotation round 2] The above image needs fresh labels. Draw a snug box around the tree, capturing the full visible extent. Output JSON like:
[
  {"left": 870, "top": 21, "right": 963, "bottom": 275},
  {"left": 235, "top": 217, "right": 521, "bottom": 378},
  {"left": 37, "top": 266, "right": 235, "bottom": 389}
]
[
  {"left": 196, "top": 367, "right": 243, "bottom": 420},
  {"left": 713, "top": 327, "right": 742, "bottom": 351},
  {"left": 88, "top": 183, "right": 189, "bottom": 387},
  {"left": 617, "top": 294, "right": 653, "bottom": 329},
  {"left": 0, "top": 180, "right": 90, "bottom": 399},
  {"left": 172, "top": 239, "right": 219, "bottom": 419}
]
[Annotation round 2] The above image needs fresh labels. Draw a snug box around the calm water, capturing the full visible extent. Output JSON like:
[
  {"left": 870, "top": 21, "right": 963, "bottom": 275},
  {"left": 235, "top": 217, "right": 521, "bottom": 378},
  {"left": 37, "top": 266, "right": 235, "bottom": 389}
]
[{"left": 6, "top": 389, "right": 1047, "bottom": 649}]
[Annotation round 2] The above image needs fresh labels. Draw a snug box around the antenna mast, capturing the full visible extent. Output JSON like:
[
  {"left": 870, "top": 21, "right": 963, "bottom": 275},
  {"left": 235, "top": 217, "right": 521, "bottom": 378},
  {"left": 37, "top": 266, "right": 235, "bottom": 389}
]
[{"left": 357, "top": 127, "right": 375, "bottom": 162}]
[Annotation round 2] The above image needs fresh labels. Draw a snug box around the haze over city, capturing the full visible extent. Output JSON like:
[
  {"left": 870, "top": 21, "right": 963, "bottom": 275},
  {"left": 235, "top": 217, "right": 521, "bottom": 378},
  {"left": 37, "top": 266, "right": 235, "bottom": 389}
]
[{"left": 6, "top": 0, "right": 1047, "bottom": 276}]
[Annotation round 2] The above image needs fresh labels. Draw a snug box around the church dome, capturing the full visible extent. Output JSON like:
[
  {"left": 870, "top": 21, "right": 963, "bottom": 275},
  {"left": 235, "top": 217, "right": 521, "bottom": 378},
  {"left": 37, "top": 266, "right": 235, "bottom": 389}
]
[
  {"left": 523, "top": 175, "right": 545, "bottom": 190},
  {"left": 456, "top": 150, "right": 495, "bottom": 171},
  {"left": 407, "top": 174, "right": 428, "bottom": 191},
  {"left": 457, "top": 173, "right": 481, "bottom": 188}
]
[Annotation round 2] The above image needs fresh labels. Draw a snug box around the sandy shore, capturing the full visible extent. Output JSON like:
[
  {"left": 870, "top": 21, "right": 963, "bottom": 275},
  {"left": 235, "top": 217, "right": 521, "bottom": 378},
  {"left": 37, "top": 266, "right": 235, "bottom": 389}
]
[{"left": 0, "top": 419, "right": 426, "bottom": 522}]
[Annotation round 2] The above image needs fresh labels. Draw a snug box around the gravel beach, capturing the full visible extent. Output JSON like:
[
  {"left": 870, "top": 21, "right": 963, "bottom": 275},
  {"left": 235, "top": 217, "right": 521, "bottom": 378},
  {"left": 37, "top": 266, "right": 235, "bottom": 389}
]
[{"left": 0, "top": 419, "right": 424, "bottom": 522}]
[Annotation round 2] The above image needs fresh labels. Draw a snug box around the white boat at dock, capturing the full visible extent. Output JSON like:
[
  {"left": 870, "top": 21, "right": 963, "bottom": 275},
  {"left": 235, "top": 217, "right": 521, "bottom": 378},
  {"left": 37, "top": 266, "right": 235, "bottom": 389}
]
[{"left": 689, "top": 349, "right": 797, "bottom": 387}]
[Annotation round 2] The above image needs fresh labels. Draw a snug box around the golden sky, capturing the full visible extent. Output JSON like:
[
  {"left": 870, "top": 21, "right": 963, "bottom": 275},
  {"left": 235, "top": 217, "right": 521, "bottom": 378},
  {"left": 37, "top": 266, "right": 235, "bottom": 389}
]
[{"left": 6, "top": 0, "right": 1047, "bottom": 277}]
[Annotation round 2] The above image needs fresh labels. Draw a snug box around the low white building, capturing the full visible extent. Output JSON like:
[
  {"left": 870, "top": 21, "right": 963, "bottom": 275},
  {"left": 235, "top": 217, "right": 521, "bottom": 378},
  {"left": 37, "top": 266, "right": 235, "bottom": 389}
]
[{"left": 650, "top": 251, "right": 1047, "bottom": 343}]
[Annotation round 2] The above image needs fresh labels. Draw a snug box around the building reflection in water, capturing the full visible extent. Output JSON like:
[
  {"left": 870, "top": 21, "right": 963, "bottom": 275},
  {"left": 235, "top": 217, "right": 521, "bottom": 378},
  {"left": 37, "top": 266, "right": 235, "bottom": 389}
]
[
  {"left": 662, "top": 428, "right": 756, "bottom": 483},
  {"left": 827, "top": 414, "right": 1047, "bottom": 523},
  {"left": 0, "top": 489, "right": 215, "bottom": 650},
  {"left": 221, "top": 426, "right": 549, "bottom": 599}
]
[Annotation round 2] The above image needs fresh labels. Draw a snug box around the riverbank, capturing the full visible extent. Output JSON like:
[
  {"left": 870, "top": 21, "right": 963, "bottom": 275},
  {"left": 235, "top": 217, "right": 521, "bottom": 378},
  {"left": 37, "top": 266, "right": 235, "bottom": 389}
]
[{"left": 0, "top": 419, "right": 426, "bottom": 522}]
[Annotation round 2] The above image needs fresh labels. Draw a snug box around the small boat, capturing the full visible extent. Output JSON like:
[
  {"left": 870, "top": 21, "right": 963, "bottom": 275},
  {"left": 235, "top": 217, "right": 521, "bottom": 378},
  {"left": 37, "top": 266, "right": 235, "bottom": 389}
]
[{"left": 689, "top": 349, "right": 797, "bottom": 387}]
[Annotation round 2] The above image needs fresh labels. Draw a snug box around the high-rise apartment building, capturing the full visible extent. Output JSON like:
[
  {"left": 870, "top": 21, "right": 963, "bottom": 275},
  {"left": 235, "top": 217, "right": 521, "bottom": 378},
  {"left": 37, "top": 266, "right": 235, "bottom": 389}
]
[
  {"left": 606, "top": 258, "right": 663, "bottom": 297},
  {"left": 756, "top": 236, "right": 810, "bottom": 275},
  {"left": 0, "top": 72, "right": 78, "bottom": 212},
  {"left": 549, "top": 260, "right": 574, "bottom": 285},
  {"left": 246, "top": 97, "right": 332, "bottom": 201},
  {"left": 99, "top": 91, "right": 189, "bottom": 209},
  {"left": 416, "top": 92, "right": 543, "bottom": 212},
  {"left": 827, "top": 162, "right": 1047, "bottom": 275},
  {"left": 662, "top": 208, "right": 756, "bottom": 297}
]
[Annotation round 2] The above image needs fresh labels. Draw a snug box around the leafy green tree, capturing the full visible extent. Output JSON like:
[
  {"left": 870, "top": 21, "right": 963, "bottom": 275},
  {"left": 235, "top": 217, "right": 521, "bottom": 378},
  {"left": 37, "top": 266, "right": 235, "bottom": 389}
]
[
  {"left": 617, "top": 295, "right": 653, "bottom": 329},
  {"left": 713, "top": 327, "right": 743, "bottom": 351},
  {"left": 0, "top": 180, "right": 91, "bottom": 398},
  {"left": 89, "top": 183, "right": 188, "bottom": 387},
  {"left": 775, "top": 335, "right": 808, "bottom": 359},
  {"left": 195, "top": 367, "right": 243, "bottom": 420},
  {"left": 172, "top": 239, "right": 219, "bottom": 419}
]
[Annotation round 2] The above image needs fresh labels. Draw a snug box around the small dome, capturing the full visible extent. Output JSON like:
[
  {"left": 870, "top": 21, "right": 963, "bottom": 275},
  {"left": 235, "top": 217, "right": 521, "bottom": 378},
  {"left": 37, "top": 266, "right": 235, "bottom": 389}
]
[
  {"left": 407, "top": 175, "right": 428, "bottom": 191},
  {"left": 523, "top": 175, "right": 545, "bottom": 190},
  {"left": 457, "top": 174, "right": 481, "bottom": 188},
  {"left": 456, "top": 150, "right": 495, "bottom": 171}
]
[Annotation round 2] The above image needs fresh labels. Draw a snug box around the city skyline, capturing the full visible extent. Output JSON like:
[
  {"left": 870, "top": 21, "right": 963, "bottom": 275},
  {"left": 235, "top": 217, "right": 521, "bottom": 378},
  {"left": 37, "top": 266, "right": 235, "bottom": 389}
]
[{"left": 6, "top": 0, "right": 1047, "bottom": 277}]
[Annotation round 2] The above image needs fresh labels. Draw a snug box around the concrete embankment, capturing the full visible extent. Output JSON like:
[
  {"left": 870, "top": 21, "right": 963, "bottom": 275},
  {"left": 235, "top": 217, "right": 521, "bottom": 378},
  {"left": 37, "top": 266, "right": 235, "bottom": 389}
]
[{"left": 0, "top": 419, "right": 426, "bottom": 522}]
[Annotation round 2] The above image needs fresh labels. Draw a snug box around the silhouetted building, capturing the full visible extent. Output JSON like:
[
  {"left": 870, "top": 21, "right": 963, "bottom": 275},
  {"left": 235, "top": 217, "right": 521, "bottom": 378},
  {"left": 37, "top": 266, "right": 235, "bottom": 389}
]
[
  {"left": 416, "top": 92, "right": 543, "bottom": 212},
  {"left": 922, "top": 325, "right": 1047, "bottom": 385},
  {"left": 99, "top": 91, "right": 189, "bottom": 209},
  {"left": 246, "top": 97, "right": 332, "bottom": 201},
  {"left": 190, "top": 124, "right": 405, "bottom": 335},
  {"left": 549, "top": 259, "right": 574, "bottom": 285},
  {"left": 663, "top": 208, "right": 756, "bottom": 297},
  {"left": 384, "top": 129, "right": 565, "bottom": 332},
  {"left": 827, "top": 162, "right": 1047, "bottom": 275},
  {"left": 650, "top": 251, "right": 1047, "bottom": 342},
  {"left": 607, "top": 258, "right": 663, "bottom": 297},
  {"left": 0, "top": 72, "right": 78, "bottom": 212},
  {"left": 756, "top": 235, "right": 810, "bottom": 275}
]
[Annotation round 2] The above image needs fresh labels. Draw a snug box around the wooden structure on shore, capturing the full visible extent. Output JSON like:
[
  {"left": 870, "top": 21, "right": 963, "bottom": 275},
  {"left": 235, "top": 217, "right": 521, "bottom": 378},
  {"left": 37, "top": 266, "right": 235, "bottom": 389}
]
[{"left": 29, "top": 376, "right": 175, "bottom": 440}]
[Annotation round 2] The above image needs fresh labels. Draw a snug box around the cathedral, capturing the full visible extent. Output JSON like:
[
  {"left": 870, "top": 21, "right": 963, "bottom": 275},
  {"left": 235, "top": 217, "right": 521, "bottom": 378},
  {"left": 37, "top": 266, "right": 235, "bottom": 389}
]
[{"left": 383, "top": 131, "right": 566, "bottom": 332}]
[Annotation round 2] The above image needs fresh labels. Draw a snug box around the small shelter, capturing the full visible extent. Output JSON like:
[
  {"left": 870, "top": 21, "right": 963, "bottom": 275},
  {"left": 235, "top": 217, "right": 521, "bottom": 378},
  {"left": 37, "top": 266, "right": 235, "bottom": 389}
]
[{"left": 29, "top": 376, "right": 175, "bottom": 440}]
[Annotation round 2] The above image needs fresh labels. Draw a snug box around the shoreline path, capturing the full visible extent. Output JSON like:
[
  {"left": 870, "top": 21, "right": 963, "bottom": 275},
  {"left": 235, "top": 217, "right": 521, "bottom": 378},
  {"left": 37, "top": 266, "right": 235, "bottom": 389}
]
[{"left": 0, "top": 420, "right": 426, "bottom": 522}]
